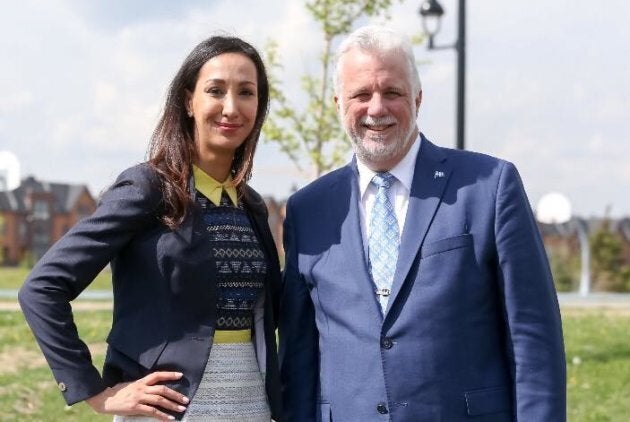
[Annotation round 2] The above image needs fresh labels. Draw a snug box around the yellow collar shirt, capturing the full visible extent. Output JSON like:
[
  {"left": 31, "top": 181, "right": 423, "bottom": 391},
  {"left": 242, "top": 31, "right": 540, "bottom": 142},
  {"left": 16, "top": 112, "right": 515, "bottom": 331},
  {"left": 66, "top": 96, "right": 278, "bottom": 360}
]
[{"left": 192, "top": 165, "right": 238, "bottom": 207}]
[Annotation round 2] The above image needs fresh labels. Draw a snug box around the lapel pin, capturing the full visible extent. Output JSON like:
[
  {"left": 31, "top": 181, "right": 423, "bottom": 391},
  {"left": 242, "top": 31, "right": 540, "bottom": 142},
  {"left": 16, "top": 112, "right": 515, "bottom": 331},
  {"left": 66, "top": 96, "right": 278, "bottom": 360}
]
[{"left": 433, "top": 170, "right": 445, "bottom": 179}]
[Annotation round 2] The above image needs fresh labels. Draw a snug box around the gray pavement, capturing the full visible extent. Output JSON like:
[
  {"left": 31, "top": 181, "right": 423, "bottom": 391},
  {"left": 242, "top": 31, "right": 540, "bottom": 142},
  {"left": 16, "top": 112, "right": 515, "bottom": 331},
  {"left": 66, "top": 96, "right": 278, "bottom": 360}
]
[
  {"left": 2, "top": 290, "right": 630, "bottom": 312},
  {"left": 557, "top": 292, "right": 630, "bottom": 312}
]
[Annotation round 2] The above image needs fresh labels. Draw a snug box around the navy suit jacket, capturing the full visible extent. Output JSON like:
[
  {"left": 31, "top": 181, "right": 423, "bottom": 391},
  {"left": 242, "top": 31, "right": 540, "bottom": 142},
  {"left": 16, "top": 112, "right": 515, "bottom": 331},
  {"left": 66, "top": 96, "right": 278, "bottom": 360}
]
[
  {"left": 19, "top": 163, "right": 283, "bottom": 421},
  {"left": 280, "top": 136, "right": 566, "bottom": 421}
]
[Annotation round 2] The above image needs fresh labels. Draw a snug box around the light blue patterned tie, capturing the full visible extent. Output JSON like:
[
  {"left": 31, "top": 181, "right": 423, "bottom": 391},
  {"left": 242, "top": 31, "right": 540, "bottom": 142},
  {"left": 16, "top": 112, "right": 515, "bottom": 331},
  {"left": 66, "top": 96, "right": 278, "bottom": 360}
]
[{"left": 368, "top": 172, "right": 400, "bottom": 313}]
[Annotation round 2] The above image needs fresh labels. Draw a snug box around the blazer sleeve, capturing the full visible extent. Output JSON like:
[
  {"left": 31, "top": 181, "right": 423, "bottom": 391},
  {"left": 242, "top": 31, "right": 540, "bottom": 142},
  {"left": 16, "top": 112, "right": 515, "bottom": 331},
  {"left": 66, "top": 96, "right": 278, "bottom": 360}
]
[
  {"left": 494, "top": 161, "right": 567, "bottom": 421},
  {"left": 278, "top": 197, "right": 319, "bottom": 421},
  {"left": 18, "top": 164, "right": 163, "bottom": 405}
]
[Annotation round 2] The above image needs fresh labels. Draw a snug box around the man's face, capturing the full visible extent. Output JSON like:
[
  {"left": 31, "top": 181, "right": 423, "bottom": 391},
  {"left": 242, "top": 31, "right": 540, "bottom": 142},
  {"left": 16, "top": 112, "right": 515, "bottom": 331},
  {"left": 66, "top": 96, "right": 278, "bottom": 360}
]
[{"left": 335, "top": 48, "right": 422, "bottom": 171}]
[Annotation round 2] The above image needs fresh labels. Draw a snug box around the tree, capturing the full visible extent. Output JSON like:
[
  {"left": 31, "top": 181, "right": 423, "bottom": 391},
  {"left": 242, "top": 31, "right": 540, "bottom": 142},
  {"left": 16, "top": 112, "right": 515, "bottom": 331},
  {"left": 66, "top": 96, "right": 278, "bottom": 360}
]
[
  {"left": 590, "top": 216, "right": 630, "bottom": 292},
  {"left": 546, "top": 241, "right": 580, "bottom": 292},
  {"left": 263, "top": 0, "right": 404, "bottom": 178}
]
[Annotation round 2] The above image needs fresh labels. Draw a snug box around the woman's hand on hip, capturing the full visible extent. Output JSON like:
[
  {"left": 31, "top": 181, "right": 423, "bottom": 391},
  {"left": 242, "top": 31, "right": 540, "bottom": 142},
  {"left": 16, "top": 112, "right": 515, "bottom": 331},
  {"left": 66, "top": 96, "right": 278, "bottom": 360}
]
[{"left": 85, "top": 371, "right": 189, "bottom": 421}]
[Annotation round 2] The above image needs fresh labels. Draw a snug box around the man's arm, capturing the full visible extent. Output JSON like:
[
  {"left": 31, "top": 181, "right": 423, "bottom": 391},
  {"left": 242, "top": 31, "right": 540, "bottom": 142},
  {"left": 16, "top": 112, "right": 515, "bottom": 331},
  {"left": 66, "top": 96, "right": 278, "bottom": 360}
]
[
  {"left": 494, "top": 161, "right": 567, "bottom": 421},
  {"left": 278, "top": 197, "right": 320, "bottom": 422}
]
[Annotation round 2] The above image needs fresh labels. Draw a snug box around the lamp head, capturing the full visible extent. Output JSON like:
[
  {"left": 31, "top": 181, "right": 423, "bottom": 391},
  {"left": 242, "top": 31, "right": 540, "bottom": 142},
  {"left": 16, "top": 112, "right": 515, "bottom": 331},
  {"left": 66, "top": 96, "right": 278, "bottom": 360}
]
[
  {"left": 419, "top": 0, "right": 445, "bottom": 37},
  {"left": 419, "top": 0, "right": 445, "bottom": 18}
]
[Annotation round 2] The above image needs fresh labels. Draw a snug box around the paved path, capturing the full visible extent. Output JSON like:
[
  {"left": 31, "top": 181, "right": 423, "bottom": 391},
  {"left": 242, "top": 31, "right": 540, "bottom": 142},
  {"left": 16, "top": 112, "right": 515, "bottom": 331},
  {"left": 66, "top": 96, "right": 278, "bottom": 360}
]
[
  {"left": 0, "top": 289, "right": 112, "bottom": 310},
  {"left": 558, "top": 292, "right": 630, "bottom": 315},
  {"left": 0, "top": 300, "right": 112, "bottom": 311},
  {"left": 558, "top": 292, "right": 630, "bottom": 307},
  {"left": 3, "top": 291, "right": 630, "bottom": 312}
]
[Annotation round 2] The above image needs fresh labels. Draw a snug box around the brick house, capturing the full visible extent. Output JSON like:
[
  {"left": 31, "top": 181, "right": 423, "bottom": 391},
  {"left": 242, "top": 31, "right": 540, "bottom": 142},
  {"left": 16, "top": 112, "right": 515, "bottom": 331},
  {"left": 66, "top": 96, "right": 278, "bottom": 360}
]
[{"left": 0, "top": 176, "right": 96, "bottom": 265}]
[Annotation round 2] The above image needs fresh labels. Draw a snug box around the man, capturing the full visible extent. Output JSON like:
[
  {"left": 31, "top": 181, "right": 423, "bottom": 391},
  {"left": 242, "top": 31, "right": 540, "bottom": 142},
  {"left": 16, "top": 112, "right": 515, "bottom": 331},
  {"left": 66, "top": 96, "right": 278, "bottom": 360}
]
[{"left": 279, "top": 25, "right": 566, "bottom": 421}]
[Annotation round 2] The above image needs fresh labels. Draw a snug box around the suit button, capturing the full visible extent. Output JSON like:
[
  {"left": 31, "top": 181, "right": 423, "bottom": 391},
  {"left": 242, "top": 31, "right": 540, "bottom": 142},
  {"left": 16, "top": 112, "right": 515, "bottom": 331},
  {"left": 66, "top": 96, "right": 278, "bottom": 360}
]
[
  {"left": 381, "top": 337, "right": 393, "bottom": 349},
  {"left": 377, "top": 403, "right": 388, "bottom": 414},
  {"left": 58, "top": 382, "right": 67, "bottom": 392}
]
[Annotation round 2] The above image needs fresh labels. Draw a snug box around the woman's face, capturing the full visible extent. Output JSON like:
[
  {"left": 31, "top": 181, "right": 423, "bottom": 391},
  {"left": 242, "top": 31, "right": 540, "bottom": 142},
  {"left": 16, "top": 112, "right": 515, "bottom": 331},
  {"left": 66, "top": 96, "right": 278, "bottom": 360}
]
[{"left": 186, "top": 52, "right": 258, "bottom": 161}]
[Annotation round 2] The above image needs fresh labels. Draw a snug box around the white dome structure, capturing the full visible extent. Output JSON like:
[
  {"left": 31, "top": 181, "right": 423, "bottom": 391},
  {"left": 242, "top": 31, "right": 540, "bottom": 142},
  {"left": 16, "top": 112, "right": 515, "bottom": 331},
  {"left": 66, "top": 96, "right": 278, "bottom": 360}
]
[
  {"left": 0, "top": 151, "right": 21, "bottom": 191},
  {"left": 536, "top": 192, "right": 572, "bottom": 225}
]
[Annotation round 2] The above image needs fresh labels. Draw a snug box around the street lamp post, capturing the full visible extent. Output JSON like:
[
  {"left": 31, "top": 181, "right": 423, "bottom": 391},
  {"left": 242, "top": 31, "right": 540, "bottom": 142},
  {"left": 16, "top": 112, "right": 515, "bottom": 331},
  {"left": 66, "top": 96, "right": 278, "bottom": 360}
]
[
  {"left": 419, "top": 0, "right": 466, "bottom": 150},
  {"left": 574, "top": 218, "right": 591, "bottom": 296}
]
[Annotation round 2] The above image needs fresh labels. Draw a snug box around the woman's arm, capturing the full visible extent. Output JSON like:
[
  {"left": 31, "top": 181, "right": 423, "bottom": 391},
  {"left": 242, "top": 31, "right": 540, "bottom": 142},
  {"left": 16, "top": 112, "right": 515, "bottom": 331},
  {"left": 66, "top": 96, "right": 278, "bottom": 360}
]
[
  {"left": 86, "top": 372, "right": 189, "bottom": 421},
  {"left": 18, "top": 164, "right": 187, "bottom": 417}
]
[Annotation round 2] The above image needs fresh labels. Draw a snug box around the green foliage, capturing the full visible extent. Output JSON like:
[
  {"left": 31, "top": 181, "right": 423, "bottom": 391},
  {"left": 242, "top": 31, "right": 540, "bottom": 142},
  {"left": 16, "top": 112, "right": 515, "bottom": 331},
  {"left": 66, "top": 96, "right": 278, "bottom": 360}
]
[
  {"left": 551, "top": 254, "right": 578, "bottom": 292},
  {"left": 19, "top": 251, "right": 34, "bottom": 269},
  {"left": 590, "top": 219, "right": 630, "bottom": 292},
  {"left": 547, "top": 243, "right": 581, "bottom": 292},
  {"left": 263, "top": 0, "right": 402, "bottom": 177}
]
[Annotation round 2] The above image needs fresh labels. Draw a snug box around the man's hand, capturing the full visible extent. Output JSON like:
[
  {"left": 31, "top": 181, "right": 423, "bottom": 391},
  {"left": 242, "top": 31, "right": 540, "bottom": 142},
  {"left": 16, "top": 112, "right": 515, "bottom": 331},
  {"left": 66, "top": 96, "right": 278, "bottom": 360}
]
[{"left": 86, "top": 371, "right": 189, "bottom": 421}]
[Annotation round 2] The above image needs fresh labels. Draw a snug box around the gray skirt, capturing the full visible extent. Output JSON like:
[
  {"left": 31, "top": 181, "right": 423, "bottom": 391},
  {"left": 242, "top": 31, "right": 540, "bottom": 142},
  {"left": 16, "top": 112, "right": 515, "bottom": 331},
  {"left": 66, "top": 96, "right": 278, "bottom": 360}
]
[{"left": 114, "top": 341, "right": 270, "bottom": 422}]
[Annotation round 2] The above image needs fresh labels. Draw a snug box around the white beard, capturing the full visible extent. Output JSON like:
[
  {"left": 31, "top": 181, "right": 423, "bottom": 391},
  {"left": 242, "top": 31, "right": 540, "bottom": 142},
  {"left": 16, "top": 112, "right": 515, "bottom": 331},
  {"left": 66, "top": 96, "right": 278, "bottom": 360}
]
[{"left": 348, "top": 114, "right": 417, "bottom": 165}]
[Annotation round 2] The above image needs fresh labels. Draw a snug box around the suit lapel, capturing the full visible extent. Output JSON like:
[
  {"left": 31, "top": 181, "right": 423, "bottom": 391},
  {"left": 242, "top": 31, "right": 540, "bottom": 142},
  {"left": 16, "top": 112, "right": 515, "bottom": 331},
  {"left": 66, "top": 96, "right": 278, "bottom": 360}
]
[
  {"left": 173, "top": 174, "right": 202, "bottom": 245},
  {"left": 385, "top": 137, "right": 451, "bottom": 316},
  {"left": 339, "top": 163, "right": 383, "bottom": 317}
]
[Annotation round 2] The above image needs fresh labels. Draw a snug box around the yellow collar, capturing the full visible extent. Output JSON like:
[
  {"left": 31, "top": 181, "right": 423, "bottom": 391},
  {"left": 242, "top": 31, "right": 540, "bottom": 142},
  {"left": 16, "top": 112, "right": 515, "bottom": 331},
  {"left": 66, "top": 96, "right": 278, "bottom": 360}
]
[{"left": 192, "top": 165, "right": 238, "bottom": 206}]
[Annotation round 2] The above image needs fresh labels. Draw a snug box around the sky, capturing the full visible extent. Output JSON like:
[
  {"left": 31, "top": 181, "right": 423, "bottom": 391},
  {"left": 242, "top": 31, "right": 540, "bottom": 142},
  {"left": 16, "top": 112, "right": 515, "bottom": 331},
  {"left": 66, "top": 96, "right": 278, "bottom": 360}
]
[{"left": 1, "top": 0, "right": 629, "bottom": 218}]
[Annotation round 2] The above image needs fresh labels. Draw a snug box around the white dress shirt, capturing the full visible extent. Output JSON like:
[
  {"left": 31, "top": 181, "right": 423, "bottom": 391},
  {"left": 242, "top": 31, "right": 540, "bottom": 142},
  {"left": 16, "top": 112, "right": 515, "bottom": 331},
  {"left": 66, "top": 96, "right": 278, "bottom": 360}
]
[{"left": 357, "top": 134, "right": 422, "bottom": 244}]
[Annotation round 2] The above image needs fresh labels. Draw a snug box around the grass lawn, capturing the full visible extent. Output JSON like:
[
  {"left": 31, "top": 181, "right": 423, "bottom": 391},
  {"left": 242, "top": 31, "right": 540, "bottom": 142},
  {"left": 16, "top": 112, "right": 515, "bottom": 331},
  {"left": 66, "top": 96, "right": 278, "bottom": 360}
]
[
  {"left": 0, "top": 306, "right": 628, "bottom": 421},
  {"left": 0, "top": 267, "right": 112, "bottom": 292},
  {"left": 0, "top": 310, "right": 111, "bottom": 421},
  {"left": 563, "top": 310, "right": 630, "bottom": 421}
]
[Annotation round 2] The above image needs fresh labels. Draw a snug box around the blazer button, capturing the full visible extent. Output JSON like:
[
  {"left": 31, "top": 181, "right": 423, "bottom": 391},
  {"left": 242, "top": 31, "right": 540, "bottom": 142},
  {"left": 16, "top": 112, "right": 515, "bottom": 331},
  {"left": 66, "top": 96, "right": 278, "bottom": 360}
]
[
  {"left": 381, "top": 337, "right": 393, "bottom": 349},
  {"left": 377, "top": 403, "right": 389, "bottom": 414},
  {"left": 58, "top": 382, "right": 67, "bottom": 392}
]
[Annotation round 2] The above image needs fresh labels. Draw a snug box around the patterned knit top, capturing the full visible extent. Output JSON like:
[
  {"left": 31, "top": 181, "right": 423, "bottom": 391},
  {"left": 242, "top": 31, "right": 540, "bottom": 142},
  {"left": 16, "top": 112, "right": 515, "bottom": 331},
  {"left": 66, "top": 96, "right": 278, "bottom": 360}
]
[{"left": 197, "top": 191, "right": 266, "bottom": 331}]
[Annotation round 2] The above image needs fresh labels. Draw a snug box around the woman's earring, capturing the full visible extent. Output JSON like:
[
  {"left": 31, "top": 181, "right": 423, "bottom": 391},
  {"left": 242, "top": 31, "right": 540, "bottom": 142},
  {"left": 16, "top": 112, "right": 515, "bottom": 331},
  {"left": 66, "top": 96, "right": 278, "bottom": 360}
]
[{"left": 187, "top": 110, "right": 193, "bottom": 117}]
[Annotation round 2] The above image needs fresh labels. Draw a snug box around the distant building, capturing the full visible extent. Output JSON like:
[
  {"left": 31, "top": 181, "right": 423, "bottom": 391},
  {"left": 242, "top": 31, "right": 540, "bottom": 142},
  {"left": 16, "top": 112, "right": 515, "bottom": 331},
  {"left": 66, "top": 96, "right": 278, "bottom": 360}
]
[
  {"left": 0, "top": 176, "right": 96, "bottom": 265},
  {"left": 263, "top": 196, "right": 286, "bottom": 261}
]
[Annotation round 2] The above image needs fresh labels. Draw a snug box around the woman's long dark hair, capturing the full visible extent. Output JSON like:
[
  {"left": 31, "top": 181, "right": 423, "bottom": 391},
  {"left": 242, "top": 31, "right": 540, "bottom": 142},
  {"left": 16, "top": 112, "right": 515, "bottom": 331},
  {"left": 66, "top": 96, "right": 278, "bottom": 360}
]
[{"left": 148, "top": 35, "right": 270, "bottom": 229}]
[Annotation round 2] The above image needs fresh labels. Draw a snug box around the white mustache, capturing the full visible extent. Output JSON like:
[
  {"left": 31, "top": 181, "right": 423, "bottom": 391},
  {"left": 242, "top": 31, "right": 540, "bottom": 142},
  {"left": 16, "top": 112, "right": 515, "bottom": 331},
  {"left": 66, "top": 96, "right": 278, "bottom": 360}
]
[{"left": 360, "top": 116, "right": 397, "bottom": 126}]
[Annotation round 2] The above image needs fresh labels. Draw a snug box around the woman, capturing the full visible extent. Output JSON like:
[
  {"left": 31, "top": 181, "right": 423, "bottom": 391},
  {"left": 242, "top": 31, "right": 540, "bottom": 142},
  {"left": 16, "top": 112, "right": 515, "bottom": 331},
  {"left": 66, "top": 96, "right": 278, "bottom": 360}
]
[{"left": 19, "top": 35, "right": 282, "bottom": 421}]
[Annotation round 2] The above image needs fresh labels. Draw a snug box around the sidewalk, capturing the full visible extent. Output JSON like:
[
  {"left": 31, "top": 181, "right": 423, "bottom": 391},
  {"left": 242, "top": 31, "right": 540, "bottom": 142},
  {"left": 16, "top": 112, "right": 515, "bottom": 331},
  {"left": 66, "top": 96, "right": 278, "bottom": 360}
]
[
  {"left": 2, "top": 291, "right": 630, "bottom": 312},
  {"left": 0, "top": 289, "right": 113, "bottom": 311},
  {"left": 557, "top": 292, "right": 630, "bottom": 315}
]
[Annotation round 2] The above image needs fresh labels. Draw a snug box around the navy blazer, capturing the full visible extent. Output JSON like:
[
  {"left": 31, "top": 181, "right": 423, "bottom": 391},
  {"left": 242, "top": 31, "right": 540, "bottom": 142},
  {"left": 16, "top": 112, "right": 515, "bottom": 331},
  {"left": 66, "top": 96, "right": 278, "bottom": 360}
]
[
  {"left": 19, "top": 163, "right": 283, "bottom": 421},
  {"left": 280, "top": 136, "right": 566, "bottom": 421}
]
